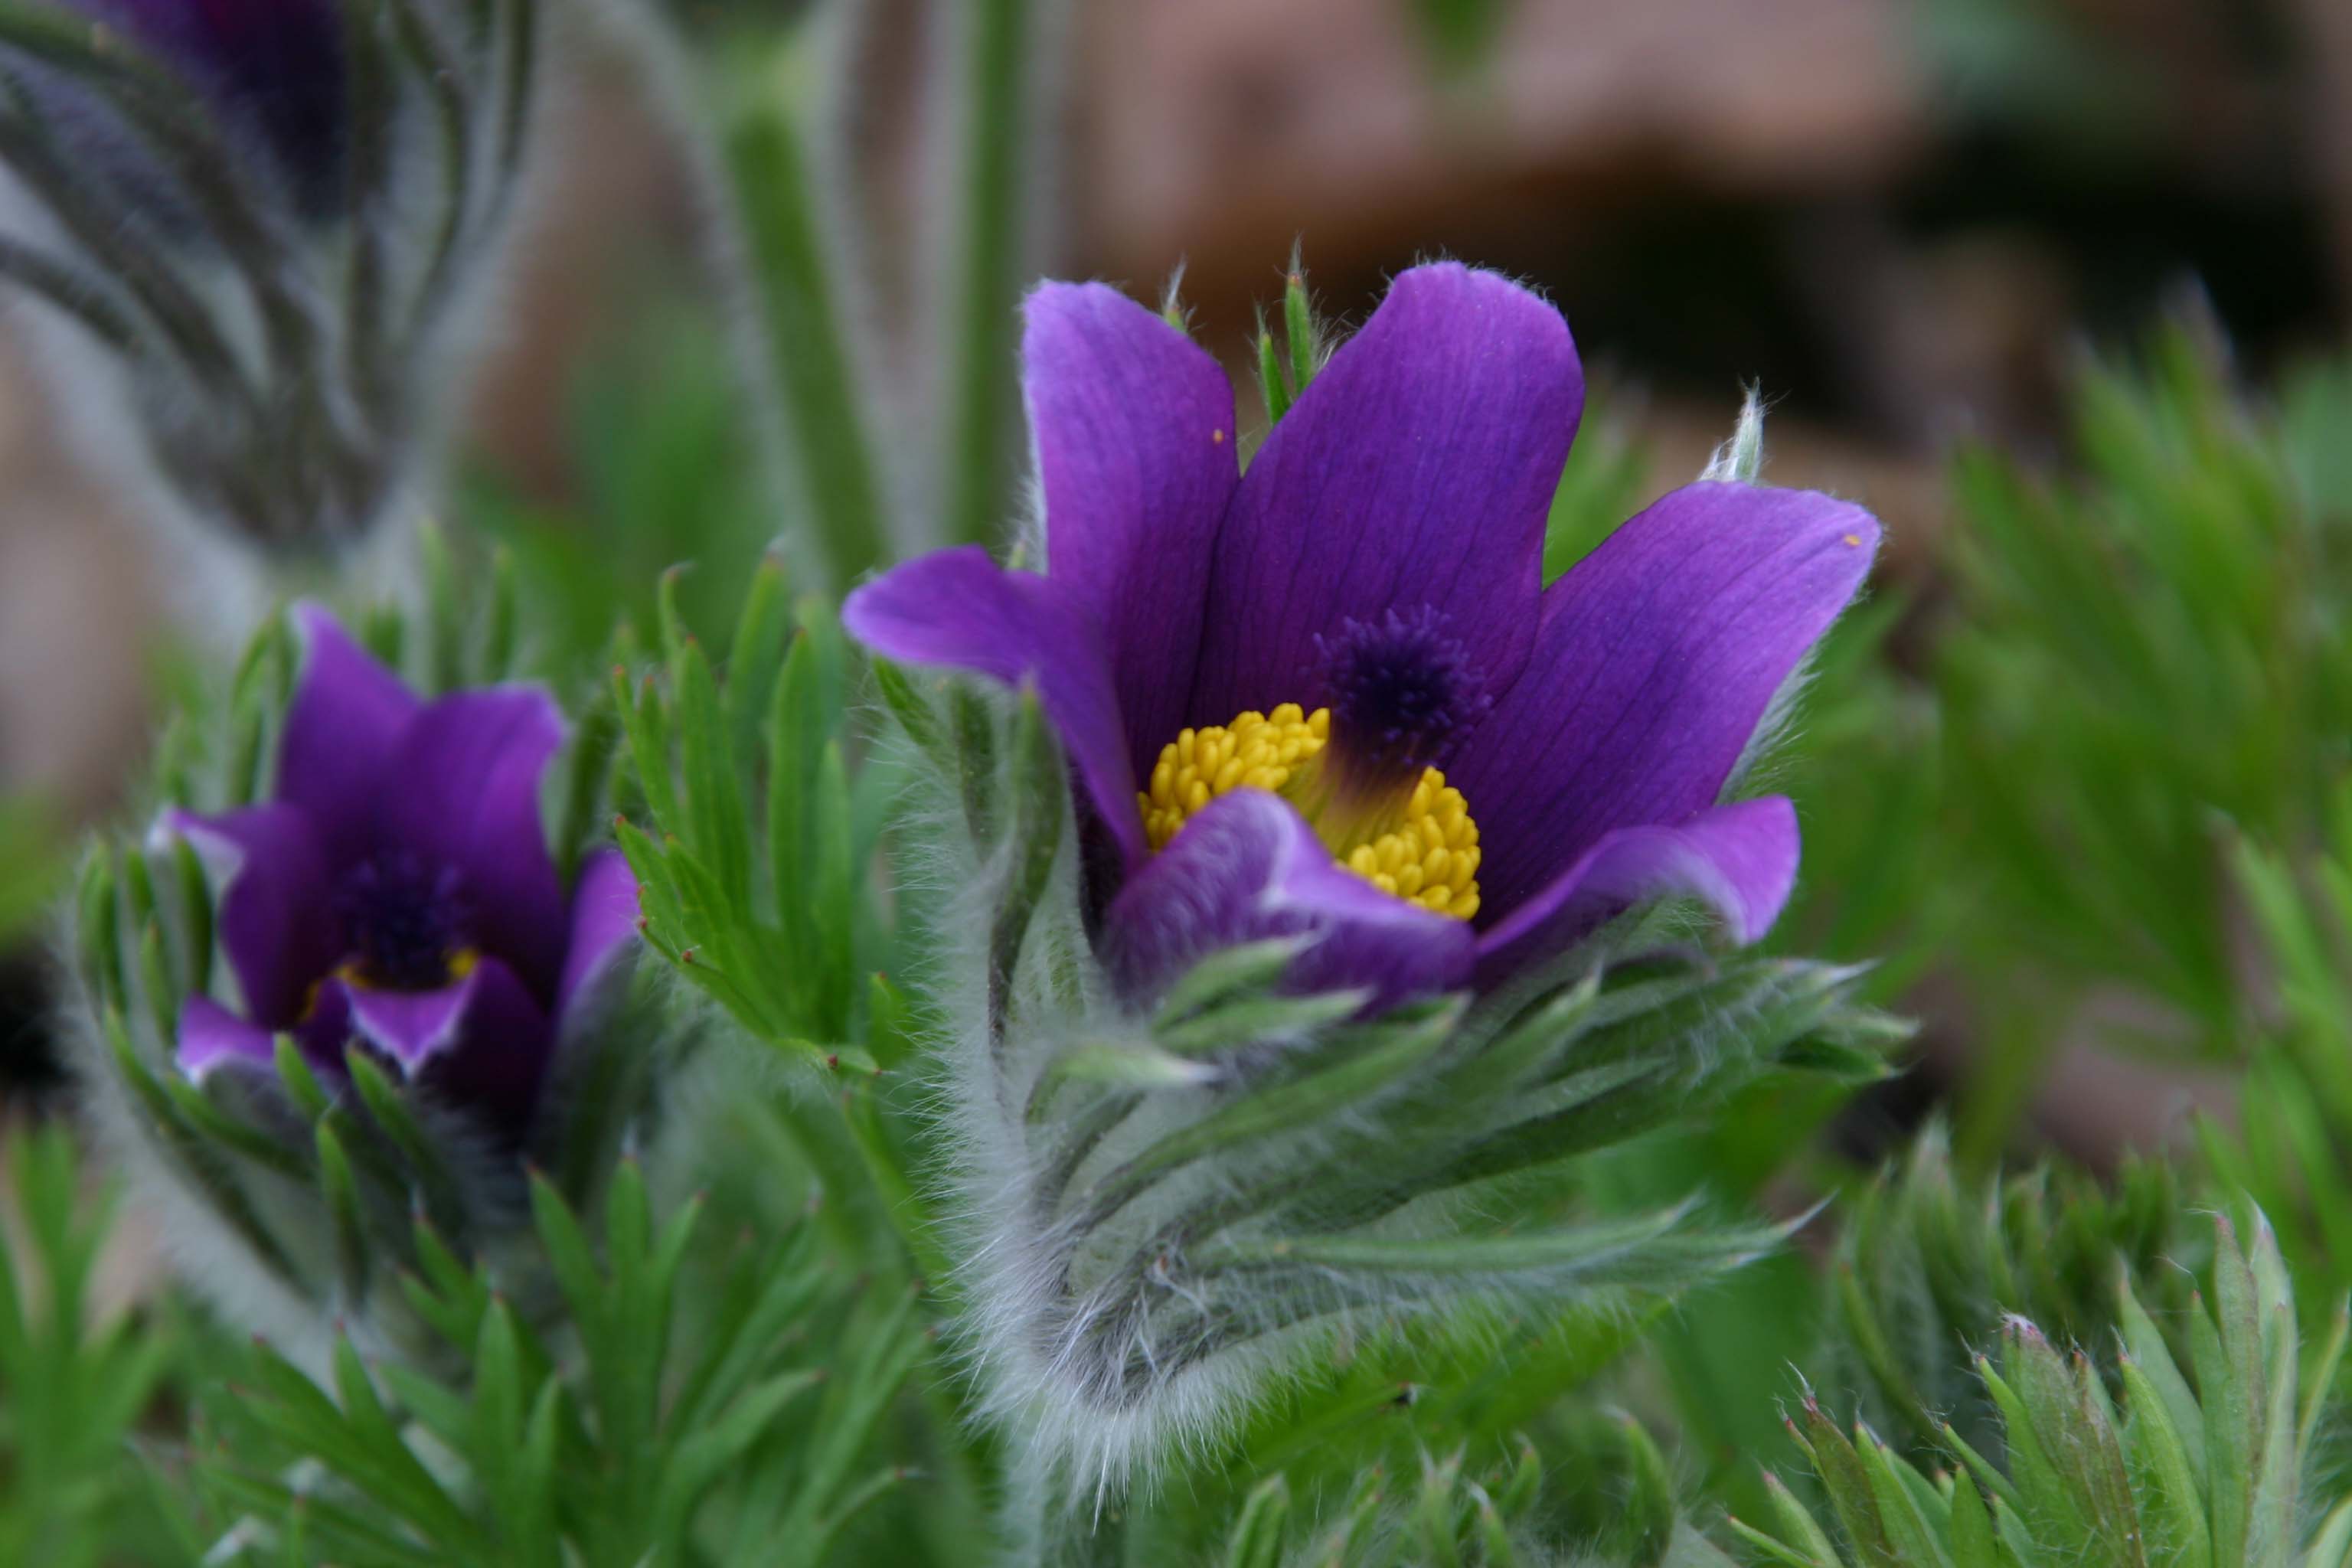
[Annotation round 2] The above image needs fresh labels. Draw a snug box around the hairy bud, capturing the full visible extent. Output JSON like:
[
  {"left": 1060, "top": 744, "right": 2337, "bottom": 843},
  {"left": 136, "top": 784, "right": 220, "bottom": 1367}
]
[{"left": 0, "top": 1, "right": 549, "bottom": 618}]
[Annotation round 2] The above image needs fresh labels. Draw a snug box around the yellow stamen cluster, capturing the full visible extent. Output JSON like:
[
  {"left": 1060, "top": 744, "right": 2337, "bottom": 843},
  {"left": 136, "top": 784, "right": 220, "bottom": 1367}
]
[
  {"left": 1142, "top": 704, "right": 1328, "bottom": 850},
  {"left": 1335, "top": 773, "right": 1481, "bottom": 920},
  {"left": 1139, "top": 703, "right": 1481, "bottom": 920}
]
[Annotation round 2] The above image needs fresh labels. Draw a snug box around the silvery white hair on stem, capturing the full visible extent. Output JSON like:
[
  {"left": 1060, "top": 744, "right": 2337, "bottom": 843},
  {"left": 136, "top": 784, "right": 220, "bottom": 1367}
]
[{"left": 0, "top": 0, "right": 557, "bottom": 634}]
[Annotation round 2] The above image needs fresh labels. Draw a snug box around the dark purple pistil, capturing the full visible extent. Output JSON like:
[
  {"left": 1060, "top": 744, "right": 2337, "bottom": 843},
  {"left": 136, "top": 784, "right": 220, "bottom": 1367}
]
[
  {"left": 1314, "top": 606, "right": 1492, "bottom": 789},
  {"left": 334, "top": 851, "right": 472, "bottom": 992}
]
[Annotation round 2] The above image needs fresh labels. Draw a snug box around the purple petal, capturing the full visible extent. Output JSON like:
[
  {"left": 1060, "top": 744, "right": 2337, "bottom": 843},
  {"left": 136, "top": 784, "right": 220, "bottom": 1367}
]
[
  {"left": 381, "top": 687, "right": 568, "bottom": 998},
  {"left": 556, "top": 849, "right": 640, "bottom": 1022},
  {"left": 1475, "top": 797, "right": 1803, "bottom": 977},
  {"left": 159, "top": 804, "right": 337, "bottom": 1031},
  {"left": 1188, "top": 263, "right": 1583, "bottom": 724},
  {"left": 179, "top": 987, "right": 351, "bottom": 1083},
  {"left": 278, "top": 604, "right": 421, "bottom": 871},
  {"left": 1452, "top": 483, "right": 1878, "bottom": 921},
  {"left": 1102, "top": 789, "right": 1475, "bottom": 1009},
  {"left": 844, "top": 546, "right": 1146, "bottom": 867},
  {"left": 175, "top": 994, "right": 279, "bottom": 1081},
  {"left": 1027, "top": 283, "right": 1240, "bottom": 775},
  {"left": 338, "top": 956, "right": 552, "bottom": 1132}
]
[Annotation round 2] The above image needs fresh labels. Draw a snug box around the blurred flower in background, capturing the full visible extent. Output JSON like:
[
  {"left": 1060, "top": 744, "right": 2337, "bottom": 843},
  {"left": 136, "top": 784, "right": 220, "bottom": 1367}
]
[
  {"left": 162, "top": 605, "right": 637, "bottom": 1137},
  {"left": 0, "top": 0, "right": 547, "bottom": 611}
]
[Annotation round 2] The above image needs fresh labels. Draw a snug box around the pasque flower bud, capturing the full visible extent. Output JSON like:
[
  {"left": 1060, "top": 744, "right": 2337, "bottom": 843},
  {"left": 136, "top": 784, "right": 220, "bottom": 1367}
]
[{"left": 0, "top": 0, "right": 547, "bottom": 612}]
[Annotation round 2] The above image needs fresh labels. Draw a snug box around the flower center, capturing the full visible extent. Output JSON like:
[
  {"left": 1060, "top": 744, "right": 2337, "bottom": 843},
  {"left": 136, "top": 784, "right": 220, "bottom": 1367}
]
[
  {"left": 1314, "top": 607, "right": 1493, "bottom": 790},
  {"left": 332, "top": 851, "right": 478, "bottom": 993},
  {"left": 1138, "top": 703, "right": 1482, "bottom": 920}
]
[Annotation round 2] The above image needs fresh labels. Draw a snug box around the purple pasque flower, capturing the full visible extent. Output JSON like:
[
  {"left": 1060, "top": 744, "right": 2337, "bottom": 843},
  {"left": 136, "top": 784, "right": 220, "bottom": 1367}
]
[
  {"left": 74, "top": 0, "right": 347, "bottom": 216},
  {"left": 846, "top": 263, "right": 1880, "bottom": 1010},
  {"left": 160, "top": 606, "right": 638, "bottom": 1134}
]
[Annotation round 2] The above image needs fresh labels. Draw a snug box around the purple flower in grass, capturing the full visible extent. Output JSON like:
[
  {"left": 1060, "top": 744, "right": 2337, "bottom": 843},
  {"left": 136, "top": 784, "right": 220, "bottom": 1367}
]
[
  {"left": 162, "top": 606, "right": 638, "bottom": 1135},
  {"left": 848, "top": 263, "right": 1880, "bottom": 1010}
]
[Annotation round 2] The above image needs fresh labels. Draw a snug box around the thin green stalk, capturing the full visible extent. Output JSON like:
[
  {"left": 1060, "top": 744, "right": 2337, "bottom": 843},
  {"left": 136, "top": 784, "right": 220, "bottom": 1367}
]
[
  {"left": 729, "top": 108, "right": 890, "bottom": 590},
  {"left": 944, "top": 0, "right": 1040, "bottom": 549}
]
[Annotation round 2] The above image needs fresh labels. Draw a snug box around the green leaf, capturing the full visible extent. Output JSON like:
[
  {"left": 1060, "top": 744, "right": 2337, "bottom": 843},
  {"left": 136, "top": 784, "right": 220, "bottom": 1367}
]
[
  {"left": 1087, "top": 1000, "right": 1460, "bottom": 1208},
  {"left": 1283, "top": 265, "right": 1321, "bottom": 393},
  {"left": 2117, "top": 1356, "right": 2210, "bottom": 1568},
  {"left": 1194, "top": 1209, "right": 1782, "bottom": 1292},
  {"left": 2199, "top": 1236, "right": 2263, "bottom": 1568},
  {"left": 1148, "top": 937, "right": 1314, "bottom": 1029},
  {"left": 344, "top": 1050, "right": 463, "bottom": 1227},
  {"left": 724, "top": 554, "right": 792, "bottom": 768},
  {"left": 1223, "top": 1472, "right": 1291, "bottom": 1568},
  {"left": 672, "top": 631, "right": 753, "bottom": 912},
  {"left": 75, "top": 851, "right": 122, "bottom": 1011},
  {"left": 1258, "top": 328, "right": 1294, "bottom": 424},
  {"left": 1800, "top": 1403, "right": 1902, "bottom": 1568},
  {"left": 315, "top": 1119, "right": 368, "bottom": 1305},
  {"left": 658, "top": 1367, "right": 824, "bottom": 1543},
  {"left": 1947, "top": 1475, "right": 2000, "bottom": 1568}
]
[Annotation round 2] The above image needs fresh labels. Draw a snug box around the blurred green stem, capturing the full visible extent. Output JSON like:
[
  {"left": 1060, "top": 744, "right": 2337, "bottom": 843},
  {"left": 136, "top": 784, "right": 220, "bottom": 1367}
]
[
  {"left": 608, "top": 8, "right": 888, "bottom": 592},
  {"left": 730, "top": 107, "right": 890, "bottom": 590},
  {"left": 945, "top": 0, "right": 1044, "bottom": 549}
]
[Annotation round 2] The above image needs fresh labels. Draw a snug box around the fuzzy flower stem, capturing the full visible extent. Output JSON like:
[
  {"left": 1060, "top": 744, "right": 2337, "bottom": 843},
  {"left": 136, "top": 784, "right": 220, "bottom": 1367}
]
[
  {"left": 593, "top": 0, "right": 891, "bottom": 593},
  {"left": 727, "top": 108, "right": 890, "bottom": 591},
  {"left": 943, "top": 0, "right": 1057, "bottom": 548}
]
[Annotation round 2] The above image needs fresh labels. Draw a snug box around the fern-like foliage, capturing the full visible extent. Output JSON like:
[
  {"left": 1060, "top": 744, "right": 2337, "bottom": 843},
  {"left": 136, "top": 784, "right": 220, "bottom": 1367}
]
[
  {"left": 189, "top": 1159, "right": 926, "bottom": 1566},
  {"left": 612, "top": 558, "right": 897, "bottom": 1069},
  {"left": 607, "top": 558, "right": 937, "bottom": 1283},
  {"left": 2215, "top": 785, "right": 2352, "bottom": 1326},
  {"left": 1816, "top": 1122, "right": 2192, "bottom": 1462},
  {"left": 1213, "top": 1416, "right": 1733, "bottom": 1568},
  {"left": 1736, "top": 1210, "right": 2352, "bottom": 1568},
  {"left": 0, "top": 1125, "right": 185, "bottom": 1567},
  {"left": 1936, "top": 323, "right": 2352, "bottom": 1069}
]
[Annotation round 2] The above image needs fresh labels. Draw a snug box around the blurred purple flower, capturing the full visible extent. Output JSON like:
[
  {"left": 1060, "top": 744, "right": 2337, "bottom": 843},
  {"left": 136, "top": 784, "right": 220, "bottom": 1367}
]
[
  {"left": 162, "top": 606, "right": 638, "bottom": 1133},
  {"left": 847, "top": 263, "right": 1880, "bottom": 1009},
  {"left": 76, "top": 0, "right": 347, "bottom": 214}
]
